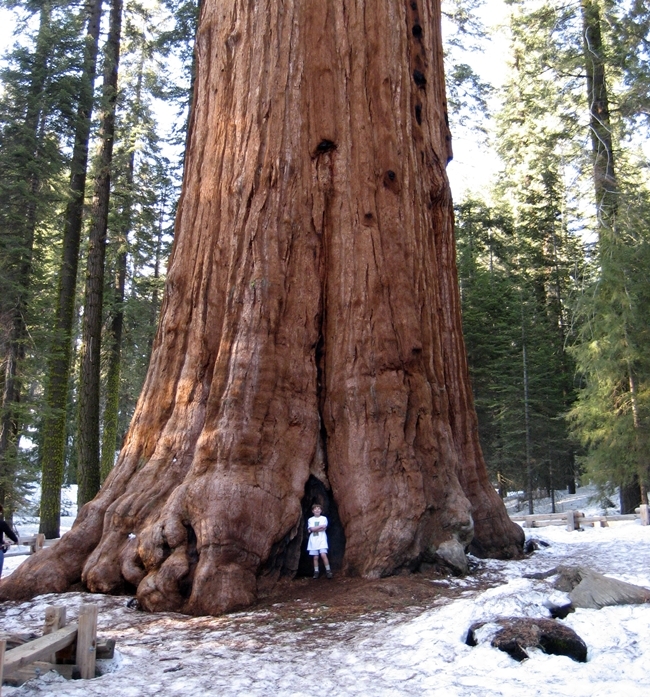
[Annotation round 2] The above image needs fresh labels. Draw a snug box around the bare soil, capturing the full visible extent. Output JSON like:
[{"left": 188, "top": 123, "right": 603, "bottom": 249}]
[{"left": 252, "top": 560, "right": 508, "bottom": 633}]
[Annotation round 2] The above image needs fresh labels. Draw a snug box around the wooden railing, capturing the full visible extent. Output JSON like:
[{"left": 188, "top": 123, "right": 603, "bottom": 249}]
[
  {"left": 4, "top": 534, "right": 55, "bottom": 558},
  {"left": 510, "top": 504, "right": 650, "bottom": 531}
]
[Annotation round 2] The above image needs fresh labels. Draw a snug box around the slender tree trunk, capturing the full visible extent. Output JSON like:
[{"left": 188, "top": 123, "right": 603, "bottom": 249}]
[
  {"left": 626, "top": 358, "right": 648, "bottom": 504},
  {"left": 582, "top": 0, "right": 644, "bottom": 509},
  {"left": 0, "top": 1, "right": 52, "bottom": 520},
  {"left": 100, "top": 53, "right": 141, "bottom": 484},
  {"left": 100, "top": 246, "right": 126, "bottom": 483},
  {"left": 183, "top": 0, "right": 202, "bottom": 163},
  {"left": 39, "top": 0, "right": 104, "bottom": 538},
  {"left": 77, "top": 0, "right": 123, "bottom": 507},
  {"left": 3, "top": 0, "right": 523, "bottom": 613},
  {"left": 581, "top": 0, "right": 618, "bottom": 236},
  {"left": 521, "top": 305, "right": 533, "bottom": 514}
]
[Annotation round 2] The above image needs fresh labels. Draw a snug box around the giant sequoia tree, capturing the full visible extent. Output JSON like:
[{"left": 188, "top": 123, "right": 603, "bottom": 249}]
[{"left": 0, "top": 0, "right": 522, "bottom": 615}]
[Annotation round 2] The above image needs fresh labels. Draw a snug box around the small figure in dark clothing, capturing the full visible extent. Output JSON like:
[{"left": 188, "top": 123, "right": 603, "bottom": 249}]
[{"left": 0, "top": 504, "right": 19, "bottom": 577}]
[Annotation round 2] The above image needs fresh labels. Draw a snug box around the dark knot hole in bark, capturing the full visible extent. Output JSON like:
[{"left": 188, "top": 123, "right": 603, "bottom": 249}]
[
  {"left": 413, "top": 70, "right": 427, "bottom": 88},
  {"left": 297, "top": 475, "right": 346, "bottom": 577},
  {"left": 314, "top": 139, "right": 337, "bottom": 157}
]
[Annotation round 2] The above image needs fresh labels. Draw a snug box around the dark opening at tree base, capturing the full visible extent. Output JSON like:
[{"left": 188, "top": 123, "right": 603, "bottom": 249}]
[{"left": 296, "top": 475, "right": 346, "bottom": 577}]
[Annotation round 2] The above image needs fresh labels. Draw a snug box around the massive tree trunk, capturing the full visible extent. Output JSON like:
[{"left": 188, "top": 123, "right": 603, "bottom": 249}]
[{"left": 2, "top": 0, "right": 523, "bottom": 614}]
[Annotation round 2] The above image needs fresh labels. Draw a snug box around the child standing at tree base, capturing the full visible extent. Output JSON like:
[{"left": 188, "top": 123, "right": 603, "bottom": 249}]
[{"left": 307, "top": 503, "right": 332, "bottom": 579}]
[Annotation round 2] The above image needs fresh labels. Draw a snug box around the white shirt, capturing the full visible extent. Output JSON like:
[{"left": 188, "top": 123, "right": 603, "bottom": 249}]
[{"left": 307, "top": 515, "right": 329, "bottom": 551}]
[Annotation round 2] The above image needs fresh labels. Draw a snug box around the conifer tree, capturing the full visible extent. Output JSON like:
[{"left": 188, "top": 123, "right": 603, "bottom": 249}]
[
  {"left": 0, "top": 0, "right": 83, "bottom": 517},
  {"left": 572, "top": 0, "right": 650, "bottom": 508},
  {"left": 496, "top": 0, "right": 650, "bottom": 508},
  {"left": 76, "top": 0, "right": 123, "bottom": 507},
  {"left": 0, "top": 1, "right": 52, "bottom": 518},
  {"left": 40, "top": 0, "right": 104, "bottom": 537},
  {"left": 455, "top": 5, "right": 585, "bottom": 510},
  {"left": 101, "top": 2, "right": 178, "bottom": 480}
]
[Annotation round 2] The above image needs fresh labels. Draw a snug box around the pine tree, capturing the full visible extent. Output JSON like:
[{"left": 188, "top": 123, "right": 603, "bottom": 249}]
[
  {"left": 40, "top": 0, "right": 104, "bottom": 537},
  {"left": 76, "top": 0, "right": 123, "bottom": 507},
  {"left": 496, "top": 0, "right": 650, "bottom": 508},
  {"left": 101, "top": 1, "right": 178, "bottom": 480},
  {"left": 455, "top": 186, "right": 582, "bottom": 511},
  {"left": 572, "top": 0, "right": 650, "bottom": 508},
  {"left": 0, "top": 0, "right": 83, "bottom": 518},
  {"left": 0, "top": 1, "right": 52, "bottom": 519},
  {"left": 454, "top": 3, "right": 586, "bottom": 511}
]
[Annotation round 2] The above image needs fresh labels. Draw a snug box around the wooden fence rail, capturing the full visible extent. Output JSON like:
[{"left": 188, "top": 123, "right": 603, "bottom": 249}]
[
  {"left": 510, "top": 504, "right": 649, "bottom": 531},
  {"left": 4, "top": 534, "right": 54, "bottom": 558}
]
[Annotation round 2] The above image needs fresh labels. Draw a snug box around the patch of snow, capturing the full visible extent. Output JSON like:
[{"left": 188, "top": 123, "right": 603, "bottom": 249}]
[{"left": 2, "top": 486, "right": 650, "bottom": 695}]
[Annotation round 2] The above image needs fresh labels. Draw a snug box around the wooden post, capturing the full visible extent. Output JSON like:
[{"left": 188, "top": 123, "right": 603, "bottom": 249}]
[
  {"left": 29, "top": 534, "right": 45, "bottom": 554},
  {"left": 75, "top": 605, "right": 98, "bottom": 680},
  {"left": 1, "top": 638, "right": 6, "bottom": 697},
  {"left": 566, "top": 510, "right": 576, "bottom": 532},
  {"left": 640, "top": 504, "right": 650, "bottom": 526},
  {"left": 43, "top": 606, "right": 66, "bottom": 664}
]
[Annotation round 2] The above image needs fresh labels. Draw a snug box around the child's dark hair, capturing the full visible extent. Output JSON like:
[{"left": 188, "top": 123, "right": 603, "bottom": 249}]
[{"left": 311, "top": 502, "right": 322, "bottom": 511}]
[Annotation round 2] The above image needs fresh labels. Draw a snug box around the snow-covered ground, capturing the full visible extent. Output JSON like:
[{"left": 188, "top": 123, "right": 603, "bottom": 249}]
[{"left": 2, "top": 487, "right": 649, "bottom": 696}]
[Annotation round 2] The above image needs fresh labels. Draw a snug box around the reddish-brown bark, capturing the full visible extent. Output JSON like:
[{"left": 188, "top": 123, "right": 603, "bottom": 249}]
[{"left": 1, "top": 0, "right": 522, "bottom": 615}]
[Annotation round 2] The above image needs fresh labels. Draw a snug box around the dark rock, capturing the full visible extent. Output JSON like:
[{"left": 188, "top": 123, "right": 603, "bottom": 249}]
[
  {"left": 524, "top": 538, "right": 550, "bottom": 554},
  {"left": 0, "top": 632, "right": 39, "bottom": 650},
  {"left": 545, "top": 602, "right": 574, "bottom": 620},
  {"left": 524, "top": 567, "right": 558, "bottom": 580},
  {"left": 465, "top": 623, "right": 480, "bottom": 646}
]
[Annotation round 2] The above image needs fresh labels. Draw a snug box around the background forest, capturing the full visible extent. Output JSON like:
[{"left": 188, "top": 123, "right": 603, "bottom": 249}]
[{"left": 0, "top": 0, "right": 648, "bottom": 536}]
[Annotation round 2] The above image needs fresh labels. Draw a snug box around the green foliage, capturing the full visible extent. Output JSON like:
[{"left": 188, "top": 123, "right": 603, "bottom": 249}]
[
  {"left": 0, "top": 0, "right": 187, "bottom": 514},
  {"left": 0, "top": 0, "right": 85, "bottom": 515},
  {"left": 570, "top": 184, "right": 650, "bottom": 494},
  {"left": 458, "top": 0, "right": 650, "bottom": 506},
  {"left": 442, "top": 0, "right": 493, "bottom": 134},
  {"left": 456, "top": 193, "right": 581, "bottom": 499},
  {"left": 98, "top": 0, "right": 181, "bottom": 475}
]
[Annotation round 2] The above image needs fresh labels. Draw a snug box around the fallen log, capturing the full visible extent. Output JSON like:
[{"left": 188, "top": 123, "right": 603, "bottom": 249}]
[{"left": 466, "top": 617, "right": 587, "bottom": 663}]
